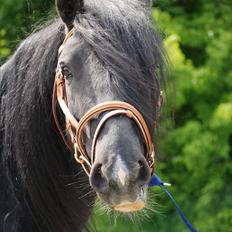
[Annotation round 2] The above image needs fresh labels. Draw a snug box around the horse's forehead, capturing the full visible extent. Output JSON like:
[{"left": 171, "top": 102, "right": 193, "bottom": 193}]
[{"left": 59, "top": 35, "right": 90, "bottom": 63}]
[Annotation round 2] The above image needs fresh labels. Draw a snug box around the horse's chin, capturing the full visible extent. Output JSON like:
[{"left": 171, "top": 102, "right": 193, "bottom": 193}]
[
  {"left": 98, "top": 187, "right": 147, "bottom": 213},
  {"left": 111, "top": 199, "right": 145, "bottom": 212}
]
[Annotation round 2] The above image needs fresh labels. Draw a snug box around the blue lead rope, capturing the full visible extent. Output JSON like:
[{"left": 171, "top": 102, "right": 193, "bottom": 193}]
[{"left": 149, "top": 175, "right": 197, "bottom": 232}]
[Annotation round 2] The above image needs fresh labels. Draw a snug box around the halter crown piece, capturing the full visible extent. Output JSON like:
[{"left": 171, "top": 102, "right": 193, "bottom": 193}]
[{"left": 52, "top": 28, "right": 155, "bottom": 176}]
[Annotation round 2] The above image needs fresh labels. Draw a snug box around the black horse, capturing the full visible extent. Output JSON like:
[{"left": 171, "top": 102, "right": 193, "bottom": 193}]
[{"left": 0, "top": 0, "right": 165, "bottom": 231}]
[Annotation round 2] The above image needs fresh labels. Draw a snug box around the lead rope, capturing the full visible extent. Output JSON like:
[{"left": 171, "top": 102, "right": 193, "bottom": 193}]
[{"left": 149, "top": 175, "right": 197, "bottom": 232}]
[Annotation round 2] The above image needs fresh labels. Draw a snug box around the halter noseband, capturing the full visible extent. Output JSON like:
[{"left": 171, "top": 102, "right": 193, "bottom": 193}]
[{"left": 52, "top": 29, "right": 155, "bottom": 176}]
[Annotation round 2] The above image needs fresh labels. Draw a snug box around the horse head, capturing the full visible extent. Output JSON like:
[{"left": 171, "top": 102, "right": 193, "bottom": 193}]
[{"left": 55, "top": 0, "right": 164, "bottom": 213}]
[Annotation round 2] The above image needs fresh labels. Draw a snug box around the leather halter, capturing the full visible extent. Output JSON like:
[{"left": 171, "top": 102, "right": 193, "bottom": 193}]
[{"left": 52, "top": 29, "right": 155, "bottom": 176}]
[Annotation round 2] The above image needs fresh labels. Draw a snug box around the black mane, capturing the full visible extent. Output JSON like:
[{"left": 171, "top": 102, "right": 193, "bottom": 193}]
[
  {"left": 0, "top": 20, "right": 94, "bottom": 232},
  {"left": 0, "top": 1, "right": 164, "bottom": 231}
]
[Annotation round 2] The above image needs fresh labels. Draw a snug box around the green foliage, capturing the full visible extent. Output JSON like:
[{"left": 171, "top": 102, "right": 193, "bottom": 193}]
[
  {"left": 0, "top": 0, "right": 54, "bottom": 64},
  {"left": 152, "top": 1, "right": 232, "bottom": 231},
  {"left": 1, "top": 0, "right": 231, "bottom": 231}
]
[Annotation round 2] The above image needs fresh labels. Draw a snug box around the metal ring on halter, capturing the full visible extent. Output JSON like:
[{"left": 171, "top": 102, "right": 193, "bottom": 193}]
[
  {"left": 74, "top": 143, "right": 85, "bottom": 164},
  {"left": 74, "top": 143, "right": 92, "bottom": 175},
  {"left": 79, "top": 155, "right": 92, "bottom": 176}
]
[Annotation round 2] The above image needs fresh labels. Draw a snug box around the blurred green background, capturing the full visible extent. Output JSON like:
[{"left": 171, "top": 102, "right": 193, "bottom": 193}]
[{"left": 1, "top": 0, "right": 231, "bottom": 231}]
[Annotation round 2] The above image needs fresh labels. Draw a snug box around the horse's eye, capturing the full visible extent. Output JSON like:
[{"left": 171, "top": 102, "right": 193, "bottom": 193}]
[{"left": 60, "top": 66, "right": 72, "bottom": 79}]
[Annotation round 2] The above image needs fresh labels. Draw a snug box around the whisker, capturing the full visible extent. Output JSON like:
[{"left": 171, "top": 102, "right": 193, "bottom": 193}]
[
  {"left": 79, "top": 190, "right": 95, "bottom": 199},
  {"left": 74, "top": 185, "right": 92, "bottom": 193},
  {"left": 66, "top": 181, "right": 79, "bottom": 187}
]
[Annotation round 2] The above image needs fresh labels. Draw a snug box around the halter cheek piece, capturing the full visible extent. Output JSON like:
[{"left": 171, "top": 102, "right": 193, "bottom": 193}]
[{"left": 52, "top": 29, "right": 155, "bottom": 176}]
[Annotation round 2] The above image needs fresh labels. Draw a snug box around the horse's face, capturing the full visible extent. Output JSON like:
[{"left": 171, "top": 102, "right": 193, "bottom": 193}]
[
  {"left": 58, "top": 34, "right": 151, "bottom": 212},
  {"left": 56, "top": 0, "right": 162, "bottom": 213}
]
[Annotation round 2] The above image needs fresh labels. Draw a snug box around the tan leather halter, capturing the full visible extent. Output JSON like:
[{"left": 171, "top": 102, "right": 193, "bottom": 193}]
[{"left": 52, "top": 29, "right": 155, "bottom": 176}]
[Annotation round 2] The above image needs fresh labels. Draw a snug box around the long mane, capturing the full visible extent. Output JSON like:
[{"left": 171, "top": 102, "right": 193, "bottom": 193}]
[
  {"left": 0, "top": 20, "right": 94, "bottom": 232},
  {"left": 0, "top": 0, "right": 164, "bottom": 231}
]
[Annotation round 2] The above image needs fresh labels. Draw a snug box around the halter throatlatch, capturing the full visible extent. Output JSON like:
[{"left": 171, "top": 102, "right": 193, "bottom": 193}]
[{"left": 52, "top": 29, "right": 155, "bottom": 176}]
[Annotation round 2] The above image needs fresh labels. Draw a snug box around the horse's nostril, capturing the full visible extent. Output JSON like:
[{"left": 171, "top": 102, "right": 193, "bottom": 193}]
[
  {"left": 90, "top": 163, "right": 108, "bottom": 193},
  {"left": 137, "top": 159, "right": 150, "bottom": 187}
]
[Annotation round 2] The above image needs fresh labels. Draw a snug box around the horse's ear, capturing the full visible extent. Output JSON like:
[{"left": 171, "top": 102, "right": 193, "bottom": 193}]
[{"left": 56, "top": 0, "right": 84, "bottom": 30}]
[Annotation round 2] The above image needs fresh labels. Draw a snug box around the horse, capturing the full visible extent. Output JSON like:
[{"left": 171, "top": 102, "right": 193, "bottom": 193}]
[{"left": 0, "top": 0, "right": 165, "bottom": 231}]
